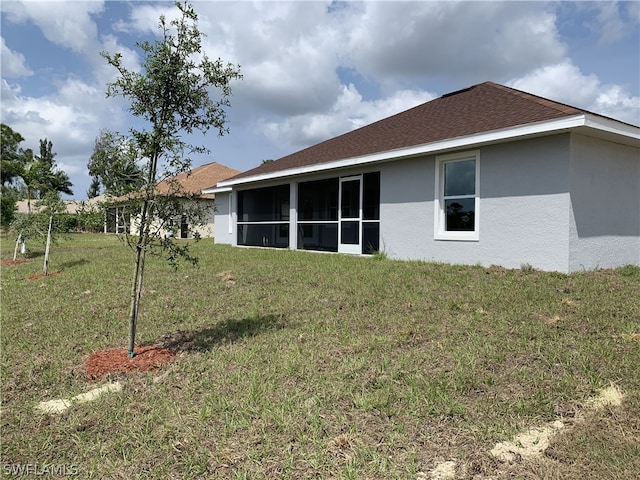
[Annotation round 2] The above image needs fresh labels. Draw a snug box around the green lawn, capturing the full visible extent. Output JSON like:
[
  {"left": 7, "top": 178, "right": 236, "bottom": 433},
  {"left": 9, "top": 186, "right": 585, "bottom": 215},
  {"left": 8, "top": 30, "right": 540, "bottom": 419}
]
[{"left": 1, "top": 233, "right": 639, "bottom": 479}]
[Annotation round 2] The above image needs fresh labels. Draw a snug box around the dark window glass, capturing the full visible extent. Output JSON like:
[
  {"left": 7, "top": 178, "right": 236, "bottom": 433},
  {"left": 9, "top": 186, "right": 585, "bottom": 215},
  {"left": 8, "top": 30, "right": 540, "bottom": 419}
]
[
  {"left": 444, "top": 159, "right": 475, "bottom": 196},
  {"left": 298, "top": 178, "right": 338, "bottom": 221},
  {"left": 340, "top": 220, "right": 359, "bottom": 244},
  {"left": 238, "top": 184, "right": 290, "bottom": 222},
  {"left": 106, "top": 208, "right": 116, "bottom": 233},
  {"left": 237, "top": 224, "right": 289, "bottom": 248},
  {"left": 362, "top": 223, "right": 379, "bottom": 254},
  {"left": 180, "top": 215, "right": 188, "bottom": 239},
  {"left": 297, "top": 224, "right": 338, "bottom": 252},
  {"left": 363, "top": 172, "right": 380, "bottom": 220},
  {"left": 445, "top": 198, "right": 475, "bottom": 231},
  {"left": 340, "top": 179, "right": 360, "bottom": 218}
]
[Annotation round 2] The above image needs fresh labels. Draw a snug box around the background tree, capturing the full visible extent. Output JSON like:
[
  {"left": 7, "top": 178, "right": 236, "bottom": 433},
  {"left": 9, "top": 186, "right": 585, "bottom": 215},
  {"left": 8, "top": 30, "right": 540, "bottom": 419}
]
[
  {"left": 38, "top": 138, "right": 55, "bottom": 168},
  {"left": 75, "top": 201, "right": 104, "bottom": 233},
  {"left": 36, "top": 139, "right": 73, "bottom": 197},
  {"left": 102, "top": 0, "right": 241, "bottom": 357},
  {"left": 7, "top": 137, "right": 73, "bottom": 257},
  {"left": 87, "top": 129, "right": 145, "bottom": 198},
  {"left": 0, "top": 124, "right": 30, "bottom": 227},
  {"left": 1, "top": 124, "right": 29, "bottom": 186},
  {"left": 21, "top": 139, "right": 73, "bottom": 213},
  {"left": 87, "top": 177, "right": 102, "bottom": 199}
]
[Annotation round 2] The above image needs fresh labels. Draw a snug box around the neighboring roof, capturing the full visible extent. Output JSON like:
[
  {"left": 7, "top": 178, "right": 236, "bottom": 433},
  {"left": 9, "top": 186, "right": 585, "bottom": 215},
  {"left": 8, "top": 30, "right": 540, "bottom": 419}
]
[
  {"left": 213, "top": 81, "right": 639, "bottom": 189},
  {"left": 13, "top": 163, "right": 241, "bottom": 213},
  {"left": 64, "top": 195, "right": 108, "bottom": 214},
  {"left": 155, "top": 161, "right": 241, "bottom": 199},
  {"left": 15, "top": 195, "right": 106, "bottom": 214},
  {"left": 115, "top": 161, "right": 241, "bottom": 202}
]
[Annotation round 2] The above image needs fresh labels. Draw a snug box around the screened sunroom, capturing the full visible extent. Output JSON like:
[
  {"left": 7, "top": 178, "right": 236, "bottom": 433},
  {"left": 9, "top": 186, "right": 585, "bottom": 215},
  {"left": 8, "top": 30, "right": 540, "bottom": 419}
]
[{"left": 234, "top": 172, "right": 380, "bottom": 254}]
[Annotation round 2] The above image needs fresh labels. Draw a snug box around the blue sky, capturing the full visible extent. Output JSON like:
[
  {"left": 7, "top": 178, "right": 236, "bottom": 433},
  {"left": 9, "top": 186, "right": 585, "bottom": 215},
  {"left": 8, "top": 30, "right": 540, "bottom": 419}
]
[{"left": 2, "top": 1, "right": 639, "bottom": 200}]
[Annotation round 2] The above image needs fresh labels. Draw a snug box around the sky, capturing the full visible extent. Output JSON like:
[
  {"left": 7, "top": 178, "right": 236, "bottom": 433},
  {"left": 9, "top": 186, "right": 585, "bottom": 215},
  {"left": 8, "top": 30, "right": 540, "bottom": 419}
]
[{"left": 1, "top": 1, "right": 639, "bottom": 200}]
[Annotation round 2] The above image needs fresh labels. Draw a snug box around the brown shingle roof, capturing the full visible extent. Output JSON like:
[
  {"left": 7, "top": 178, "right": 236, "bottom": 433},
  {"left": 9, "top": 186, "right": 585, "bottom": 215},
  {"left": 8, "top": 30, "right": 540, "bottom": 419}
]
[
  {"left": 113, "top": 162, "right": 240, "bottom": 202},
  {"left": 155, "top": 162, "right": 241, "bottom": 199},
  {"left": 229, "top": 81, "right": 592, "bottom": 181}
]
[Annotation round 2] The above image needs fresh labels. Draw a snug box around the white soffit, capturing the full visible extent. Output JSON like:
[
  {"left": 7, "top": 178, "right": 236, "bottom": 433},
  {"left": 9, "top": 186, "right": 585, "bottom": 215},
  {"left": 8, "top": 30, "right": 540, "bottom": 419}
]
[
  {"left": 202, "top": 186, "right": 232, "bottom": 195},
  {"left": 216, "top": 114, "right": 639, "bottom": 189}
]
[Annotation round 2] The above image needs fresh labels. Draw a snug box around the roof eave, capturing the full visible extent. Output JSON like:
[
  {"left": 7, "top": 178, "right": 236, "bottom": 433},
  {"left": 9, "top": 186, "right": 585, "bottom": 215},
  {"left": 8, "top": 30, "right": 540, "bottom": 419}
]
[
  {"left": 217, "top": 114, "right": 638, "bottom": 188},
  {"left": 579, "top": 113, "right": 640, "bottom": 145},
  {"left": 202, "top": 186, "right": 232, "bottom": 194}
]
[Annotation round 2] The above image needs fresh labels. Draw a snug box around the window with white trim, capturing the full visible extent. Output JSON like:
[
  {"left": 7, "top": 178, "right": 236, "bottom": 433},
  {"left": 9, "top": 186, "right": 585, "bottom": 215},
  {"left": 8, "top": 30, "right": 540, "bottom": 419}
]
[{"left": 435, "top": 151, "right": 479, "bottom": 240}]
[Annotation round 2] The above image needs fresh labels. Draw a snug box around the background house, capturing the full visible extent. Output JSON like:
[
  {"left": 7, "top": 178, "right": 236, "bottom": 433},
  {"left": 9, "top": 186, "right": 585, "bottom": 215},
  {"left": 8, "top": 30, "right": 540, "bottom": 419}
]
[
  {"left": 206, "top": 82, "right": 639, "bottom": 273},
  {"left": 14, "top": 195, "right": 106, "bottom": 233},
  {"left": 15, "top": 195, "right": 106, "bottom": 216},
  {"left": 111, "top": 162, "right": 240, "bottom": 238}
]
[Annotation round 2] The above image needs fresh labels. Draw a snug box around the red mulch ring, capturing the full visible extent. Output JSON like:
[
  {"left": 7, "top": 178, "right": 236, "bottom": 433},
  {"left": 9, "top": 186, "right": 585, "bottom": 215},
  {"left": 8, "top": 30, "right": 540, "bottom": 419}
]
[
  {"left": 26, "top": 272, "right": 64, "bottom": 281},
  {"left": 85, "top": 345, "right": 175, "bottom": 380},
  {"left": 1, "top": 259, "right": 28, "bottom": 266}
]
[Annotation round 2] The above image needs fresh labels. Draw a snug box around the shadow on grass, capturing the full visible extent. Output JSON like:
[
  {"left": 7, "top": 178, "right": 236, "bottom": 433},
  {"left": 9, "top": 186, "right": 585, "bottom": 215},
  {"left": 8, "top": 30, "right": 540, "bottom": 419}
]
[
  {"left": 23, "top": 250, "right": 44, "bottom": 259},
  {"left": 59, "top": 258, "right": 89, "bottom": 270},
  {"left": 155, "top": 314, "right": 287, "bottom": 353}
]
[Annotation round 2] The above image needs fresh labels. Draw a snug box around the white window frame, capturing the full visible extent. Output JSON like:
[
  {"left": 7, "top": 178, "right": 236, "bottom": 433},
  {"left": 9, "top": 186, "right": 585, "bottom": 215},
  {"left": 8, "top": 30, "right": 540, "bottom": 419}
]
[{"left": 434, "top": 150, "right": 480, "bottom": 241}]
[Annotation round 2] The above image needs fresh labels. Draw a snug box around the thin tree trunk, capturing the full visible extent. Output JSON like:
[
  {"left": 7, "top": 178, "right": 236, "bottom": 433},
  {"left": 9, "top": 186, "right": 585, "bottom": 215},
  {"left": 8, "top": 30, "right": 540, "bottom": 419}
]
[
  {"left": 126, "top": 132, "right": 161, "bottom": 357},
  {"left": 133, "top": 245, "right": 147, "bottom": 341},
  {"left": 128, "top": 241, "right": 144, "bottom": 358},
  {"left": 43, "top": 215, "right": 53, "bottom": 276},
  {"left": 13, "top": 233, "right": 22, "bottom": 261},
  {"left": 127, "top": 192, "right": 153, "bottom": 357}
]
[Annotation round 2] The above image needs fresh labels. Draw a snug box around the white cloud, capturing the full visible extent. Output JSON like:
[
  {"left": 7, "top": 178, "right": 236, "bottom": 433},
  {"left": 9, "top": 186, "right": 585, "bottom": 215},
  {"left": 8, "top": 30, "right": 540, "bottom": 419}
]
[
  {"left": 593, "top": 2, "right": 628, "bottom": 43},
  {"left": 628, "top": 1, "right": 640, "bottom": 23},
  {"left": 1, "top": 1, "right": 104, "bottom": 56},
  {"left": 194, "top": 1, "right": 344, "bottom": 116},
  {"left": 114, "top": 3, "right": 178, "bottom": 35},
  {"left": 509, "top": 61, "right": 640, "bottom": 125},
  {"left": 97, "top": 34, "right": 142, "bottom": 80},
  {"left": 0, "top": 37, "right": 33, "bottom": 78},
  {"left": 258, "top": 84, "right": 436, "bottom": 149},
  {"left": 589, "top": 1, "right": 640, "bottom": 44},
  {"left": 344, "top": 1, "right": 566, "bottom": 83}
]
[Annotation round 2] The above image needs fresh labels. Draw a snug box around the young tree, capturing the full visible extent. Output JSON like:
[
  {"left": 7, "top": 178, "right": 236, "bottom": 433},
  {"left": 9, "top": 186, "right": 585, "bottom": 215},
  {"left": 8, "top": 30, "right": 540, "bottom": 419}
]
[
  {"left": 9, "top": 192, "right": 67, "bottom": 271},
  {"left": 38, "top": 192, "right": 67, "bottom": 276},
  {"left": 8, "top": 138, "right": 73, "bottom": 256},
  {"left": 102, "top": 0, "right": 241, "bottom": 357},
  {"left": 88, "top": 129, "right": 145, "bottom": 197}
]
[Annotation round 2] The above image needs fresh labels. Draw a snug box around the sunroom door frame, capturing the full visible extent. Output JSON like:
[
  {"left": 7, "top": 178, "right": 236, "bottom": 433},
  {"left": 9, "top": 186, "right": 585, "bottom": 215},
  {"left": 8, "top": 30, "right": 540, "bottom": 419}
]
[{"left": 338, "top": 175, "right": 362, "bottom": 254}]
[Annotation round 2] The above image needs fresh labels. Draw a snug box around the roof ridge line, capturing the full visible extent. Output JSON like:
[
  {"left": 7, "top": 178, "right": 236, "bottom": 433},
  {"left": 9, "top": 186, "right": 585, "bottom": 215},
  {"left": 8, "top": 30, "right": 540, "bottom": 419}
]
[{"left": 487, "top": 82, "right": 583, "bottom": 116}]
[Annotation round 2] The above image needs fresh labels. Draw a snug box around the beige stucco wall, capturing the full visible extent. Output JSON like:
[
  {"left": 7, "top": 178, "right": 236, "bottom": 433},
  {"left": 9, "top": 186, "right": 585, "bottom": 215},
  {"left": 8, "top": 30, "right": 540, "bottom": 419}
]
[{"left": 128, "top": 198, "right": 215, "bottom": 239}]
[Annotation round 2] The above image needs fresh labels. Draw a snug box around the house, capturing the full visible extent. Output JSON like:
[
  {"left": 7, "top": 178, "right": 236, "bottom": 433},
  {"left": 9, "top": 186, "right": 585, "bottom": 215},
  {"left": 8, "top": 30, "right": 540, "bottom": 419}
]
[
  {"left": 205, "top": 82, "right": 639, "bottom": 273},
  {"left": 15, "top": 195, "right": 107, "bottom": 233},
  {"left": 15, "top": 195, "right": 106, "bottom": 215},
  {"left": 110, "top": 161, "right": 240, "bottom": 238}
]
